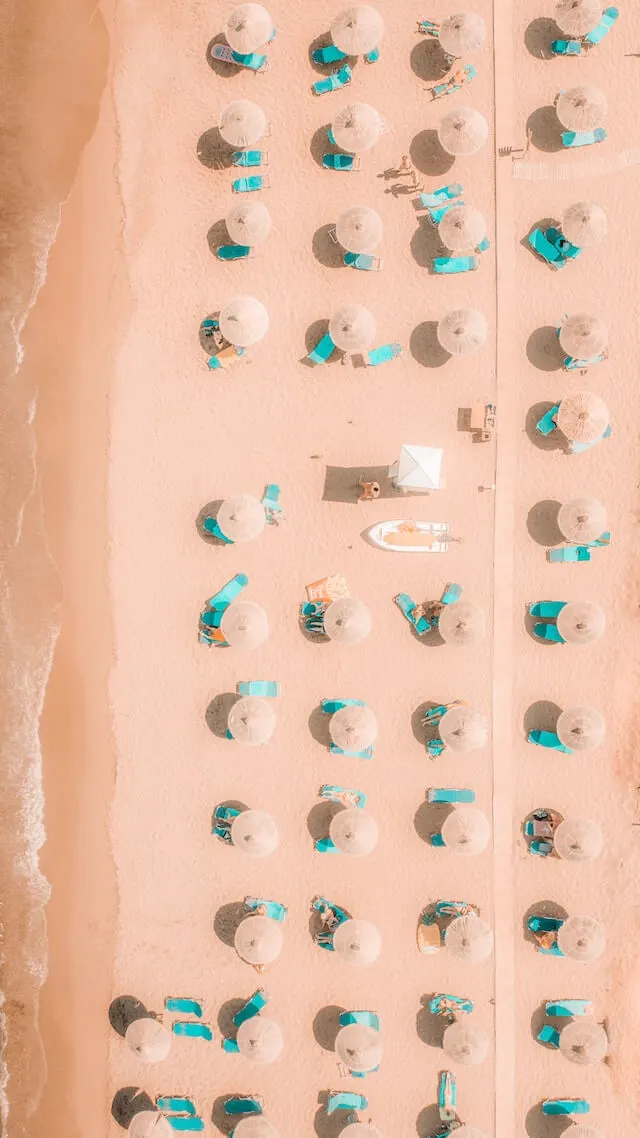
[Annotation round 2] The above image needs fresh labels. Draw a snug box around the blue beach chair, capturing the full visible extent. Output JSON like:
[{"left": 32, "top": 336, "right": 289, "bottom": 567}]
[
  {"left": 431, "top": 64, "right": 476, "bottom": 99},
  {"left": 426, "top": 739, "right": 446, "bottom": 757},
  {"left": 417, "top": 184, "right": 463, "bottom": 208},
  {"left": 321, "top": 698, "right": 365, "bottom": 714},
  {"left": 423, "top": 704, "right": 450, "bottom": 726},
  {"left": 440, "top": 583, "right": 462, "bottom": 605},
  {"left": 551, "top": 38, "right": 582, "bottom": 54},
  {"left": 530, "top": 839, "right": 554, "bottom": 856},
  {"left": 527, "top": 730, "right": 571, "bottom": 752},
  {"left": 222, "top": 1038, "right": 241, "bottom": 1053},
  {"left": 322, "top": 153, "right": 359, "bottom": 171},
  {"left": 320, "top": 784, "right": 367, "bottom": 808},
  {"left": 533, "top": 623, "right": 565, "bottom": 643},
  {"left": 224, "top": 1098, "right": 263, "bottom": 1116},
  {"left": 167, "top": 1120, "right": 204, "bottom": 1133},
  {"left": 545, "top": 999, "right": 592, "bottom": 1016},
  {"left": 237, "top": 680, "right": 279, "bottom": 697},
  {"left": 430, "top": 994, "right": 473, "bottom": 1015},
  {"left": 366, "top": 343, "right": 402, "bottom": 365},
  {"left": 339, "top": 1010, "right": 380, "bottom": 1030},
  {"left": 157, "top": 1098, "right": 197, "bottom": 1116},
  {"left": 216, "top": 245, "right": 253, "bottom": 261},
  {"left": 528, "top": 229, "right": 569, "bottom": 270},
  {"left": 561, "top": 128, "right": 606, "bottom": 148},
  {"left": 584, "top": 6, "right": 619, "bottom": 44},
  {"left": 203, "top": 516, "right": 233, "bottom": 543},
  {"left": 315, "top": 836, "right": 340, "bottom": 852},
  {"left": 428, "top": 788, "right": 475, "bottom": 804},
  {"left": 546, "top": 227, "right": 580, "bottom": 261},
  {"left": 548, "top": 546, "right": 590, "bottom": 562},
  {"left": 262, "top": 483, "right": 281, "bottom": 521},
  {"left": 327, "top": 1092, "right": 368, "bottom": 1114},
  {"left": 329, "top": 742, "right": 374, "bottom": 759},
  {"left": 536, "top": 404, "right": 560, "bottom": 436},
  {"left": 529, "top": 600, "right": 566, "bottom": 619},
  {"left": 232, "top": 175, "right": 269, "bottom": 193},
  {"left": 232, "top": 150, "right": 267, "bottom": 167},
  {"left": 344, "top": 252, "right": 382, "bottom": 271},
  {"left": 312, "top": 44, "right": 348, "bottom": 64},
  {"left": 308, "top": 331, "right": 337, "bottom": 364},
  {"left": 313, "top": 64, "right": 352, "bottom": 95},
  {"left": 433, "top": 255, "right": 479, "bottom": 274},
  {"left": 213, "top": 804, "right": 241, "bottom": 842},
  {"left": 394, "top": 593, "right": 431, "bottom": 635},
  {"left": 528, "top": 915, "right": 563, "bottom": 933},
  {"left": 244, "top": 897, "right": 287, "bottom": 921},
  {"left": 538, "top": 1025, "right": 561, "bottom": 1047},
  {"left": 233, "top": 989, "right": 269, "bottom": 1027},
  {"left": 165, "top": 998, "right": 203, "bottom": 1017},
  {"left": 172, "top": 1022, "right": 213, "bottom": 1040},
  {"left": 570, "top": 423, "right": 612, "bottom": 453},
  {"left": 231, "top": 50, "right": 268, "bottom": 71},
  {"left": 364, "top": 46, "right": 380, "bottom": 62},
  {"left": 417, "top": 19, "right": 439, "bottom": 36},
  {"left": 430, "top": 832, "right": 447, "bottom": 847},
  {"left": 207, "top": 573, "right": 248, "bottom": 611},
  {"left": 543, "top": 1099, "right": 590, "bottom": 1115},
  {"left": 438, "top": 1070, "right": 457, "bottom": 1122},
  {"left": 427, "top": 200, "right": 464, "bottom": 226}
]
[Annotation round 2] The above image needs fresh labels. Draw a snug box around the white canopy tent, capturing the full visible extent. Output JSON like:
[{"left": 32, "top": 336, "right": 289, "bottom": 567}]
[{"left": 389, "top": 445, "right": 443, "bottom": 492}]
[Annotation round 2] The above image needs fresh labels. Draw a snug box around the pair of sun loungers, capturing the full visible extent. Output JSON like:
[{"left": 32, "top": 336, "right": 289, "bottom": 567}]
[
  {"left": 547, "top": 532, "right": 610, "bottom": 563},
  {"left": 203, "top": 487, "right": 281, "bottom": 544},
  {"left": 395, "top": 582, "right": 462, "bottom": 638},
  {"left": 529, "top": 600, "right": 567, "bottom": 643},
  {"left": 312, "top": 895, "right": 350, "bottom": 948},
  {"left": 231, "top": 173, "right": 269, "bottom": 193},
  {"left": 223, "top": 991, "right": 271, "bottom": 1054},
  {"left": 552, "top": 6, "right": 618, "bottom": 53},
  {"left": 528, "top": 914, "right": 565, "bottom": 955},
  {"left": 199, "top": 572, "right": 248, "bottom": 645},
  {"left": 312, "top": 63, "right": 352, "bottom": 95},
  {"left": 535, "top": 405, "right": 612, "bottom": 452},
  {"left": 528, "top": 227, "right": 581, "bottom": 270},
  {"left": 306, "top": 331, "right": 402, "bottom": 366},
  {"left": 415, "top": 185, "right": 489, "bottom": 270}
]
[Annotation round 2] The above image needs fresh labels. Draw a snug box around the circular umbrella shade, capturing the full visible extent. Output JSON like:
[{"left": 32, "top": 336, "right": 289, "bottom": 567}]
[
  {"left": 556, "top": 601, "right": 606, "bottom": 646},
  {"left": 324, "top": 597, "right": 372, "bottom": 644},
  {"left": 227, "top": 697, "right": 276, "bottom": 746},
  {"left": 331, "top": 5, "right": 384, "bottom": 54},
  {"left": 226, "top": 201, "right": 272, "bottom": 246},
  {"left": 219, "top": 295, "right": 269, "bottom": 347},
  {"left": 329, "top": 304, "right": 377, "bottom": 352},
  {"left": 330, "top": 807, "right": 379, "bottom": 855},
  {"left": 438, "top": 601, "right": 486, "bottom": 647},
  {"left": 554, "top": 0, "right": 601, "bottom": 36},
  {"left": 556, "top": 705, "right": 606, "bottom": 751},
  {"left": 439, "top": 206, "right": 487, "bottom": 252},
  {"left": 233, "top": 1119, "right": 280, "bottom": 1138},
  {"left": 219, "top": 100, "right": 267, "bottom": 147},
  {"left": 565, "top": 1128, "right": 605, "bottom": 1138},
  {"left": 333, "top": 919, "right": 382, "bottom": 966},
  {"left": 330, "top": 705, "right": 378, "bottom": 750},
  {"left": 559, "top": 1020, "right": 608, "bottom": 1065},
  {"left": 561, "top": 202, "right": 607, "bottom": 248},
  {"left": 439, "top": 706, "right": 488, "bottom": 753},
  {"left": 336, "top": 206, "right": 383, "bottom": 254},
  {"left": 437, "top": 308, "right": 487, "bottom": 355},
  {"left": 236, "top": 1015, "right": 283, "bottom": 1063},
  {"left": 231, "top": 809, "right": 279, "bottom": 856},
  {"left": 441, "top": 807, "right": 491, "bottom": 855},
  {"left": 445, "top": 915, "right": 494, "bottom": 962},
  {"left": 554, "top": 818, "right": 603, "bottom": 862},
  {"left": 331, "top": 103, "right": 385, "bottom": 154},
  {"left": 557, "top": 392, "right": 610, "bottom": 445},
  {"left": 125, "top": 1018, "right": 171, "bottom": 1063},
  {"left": 439, "top": 12, "right": 487, "bottom": 56},
  {"left": 335, "top": 1023, "right": 382, "bottom": 1072},
  {"left": 556, "top": 85, "right": 607, "bottom": 132},
  {"left": 217, "top": 492, "right": 266, "bottom": 542},
  {"left": 221, "top": 601, "right": 269, "bottom": 649},
  {"left": 438, "top": 107, "right": 489, "bottom": 156},
  {"left": 341, "top": 1127, "right": 384, "bottom": 1138},
  {"left": 235, "top": 915, "right": 283, "bottom": 964},
  {"left": 557, "top": 915, "right": 606, "bottom": 961},
  {"left": 559, "top": 314, "right": 608, "bottom": 360},
  {"left": 129, "top": 1113, "right": 173, "bottom": 1138},
  {"left": 557, "top": 497, "right": 607, "bottom": 544},
  {"left": 225, "top": 4, "right": 272, "bottom": 52},
  {"left": 442, "top": 1021, "right": 489, "bottom": 1065}
]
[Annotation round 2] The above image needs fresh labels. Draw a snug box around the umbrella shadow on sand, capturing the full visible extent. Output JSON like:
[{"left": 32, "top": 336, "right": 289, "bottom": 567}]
[
  {"left": 312, "top": 1004, "right": 346, "bottom": 1051},
  {"left": 410, "top": 129, "right": 455, "bottom": 177},
  {"left": 409, "top": 223, "right": 444, "bottom": 272},
  {"left": 301, "top": 318, "right": 343, "bottom": 366},
  {"left": 526, "top": 325, "right": 564, "bottom": 371},
  {"left": 522, "top": 899, "right": 569, "bottom": 947},
  {"left": 527, "top": 105, "right": 564, "bottom": 152},
  {"left": 410, "top": 320, "right": 450, "bottom": 365},
  {"left": 416, "top": 1105, "right": 452, "bottom": 1137},
  {"left": 524, "top": 1102, "right": 568, "bottom": 1138},
  {"left": 524, "top": 17, "right": 560, "bottom": 59},
  {"left": 216, "top": 997, "right": 247, "bottom": 1041},
  {"left": 310, "top": 124, "right": 332, "bottom": 169},
  {"left": 307, "top": 801, "right": 341, "bottom": 844},
  {"left": 213, "top": 899, "right": 250, "bottom": 947},
  {"left": 416, "top": 994, "right": 449, "bottom": 1048},
  {"left": 207, "top": 219, "right": 231, "bottom": 256},
  {"left": 410, "top": 39, "right": 451, "bottom": 82},
  {"left": 206, "top": 34, "right": 242, "bottom": 77},
  {"left": 312, "top": 224, "right": 345, "bottom": 269},
  {"left": 205, "top": 693, "right": 239, "bottom": 738},
  {"left": 111, "top": 1087, "right": 156, "bottom": 1127},
  {"left": 197, "top": 128, "right": 233, "bottom": 170},
  {"left": 196, "top": 500, "right": 228, "bottom": 545},
  {"left": 527, "top": 500, "right": 563, "bottom": 546},
  {"left": 523, "top": 699, "right": 563, "bottom": 738},
  {"left": 109, "top": 996, "right": 153, "bottom": 1037},
  {"left": 314, "top": 1098, "right": 349, "bottom": 1138},
  {"left": 414, "top": 799, "right": 453, "bottom": 844},
  {"left": 308, "top": 704, "right": 331, "bottom": 745},
  {"left": 525, "top": 403, "right": 565, "bottom": 452}
]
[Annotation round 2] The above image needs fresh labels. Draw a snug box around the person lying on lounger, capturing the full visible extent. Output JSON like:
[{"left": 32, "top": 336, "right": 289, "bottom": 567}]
[{"left": 430, "top": 67, "right": 471, "bottom": 98}]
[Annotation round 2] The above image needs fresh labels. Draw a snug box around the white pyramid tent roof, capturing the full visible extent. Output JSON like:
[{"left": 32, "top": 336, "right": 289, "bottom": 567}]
[{"left": 390, "top": 444, "right": 443, "bottom": 490}]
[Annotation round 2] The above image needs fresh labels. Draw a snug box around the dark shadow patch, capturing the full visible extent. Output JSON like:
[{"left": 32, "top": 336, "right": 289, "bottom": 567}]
[
  {"left": 206, "top": 34, "right": 242, "bottom": 77},
  {"left": 322, "top": 465, "right": 418, "bottom": 503},
  {"left": 521, "top": 217, "right": 558, "bottom": 259},
  {"left": 112, "top": 1087, "right": 156, "bottom": 1128},
  {"left": 217, "top": 997, "right": 247, "bottom": 1041},
  {"left": 411, "top": 701, "right": 436, "bottom": 746},
  {"left": 197, "top": 128, "right": 233, "bottom": 170},
  {"left": 525, "top": 1101, "right": 568, "bottom": 1138},
  {"left": 207, "top": 219, "right": 231, "bottom": 257},
  {"left": 523, "top": 700, "right": 563, "bottom": 737},
  {"left": 524, "top": 18, "right": 560, "bottom": 59},
  {"left": 307, "top": 800, "right": 340, "bottom": 843},
  {"left": 416, "top": 994, "right": 448, "bottom": 1048},
  {"left": 310, "top": 124, "right": 331, "bottom": 170},
  {"left": 313, "top": 1102, "right": 346, "bottom": 1138},
  {"left": 109, "top": 996, "right": 151, "bottom": 1037},
  {"left": 527, "top": 500, "right": 563, "bottom": 547},
  {"left": 308, "top": 704, "right": 330, "bottom": 745},
  {"left": 414, "top": 799, "right": 453, "bottom": 844},
  {"left": 197, "top": 500, "right": 227, "bottom": 545},
  {"left": 302, "top": 318, "right": 332, "bottom": 365},
  {"left": 409, "top": 319, "right": 450, "bottom": 365},
  {"left": 199, "top": 313, "right": 222, "bottom": 354},
  {"left": 206, "top": 693, "right": 239, "bottom": 738},
  {"left": 410, "top": 129, "right": 455, "bottom": 177},
  {"left": 409, "top": 221, "right": 442, "bottom": 270},
  {"left": 312, "top": 224, "right": 344, "bottom": 268},
  {"left": 526, "top": 105, "right": 563, "bottom": 153},
  {"left": 525, "top": 403, "right": 565, "bottom": 451},
  {"left": 416, "top": 1104, "right": 451, "bottom": 1137},
  {"left": 213, "top": 899, "right": 248, "bottom": 947},
  {"left": 522, "top": 899, "right": 569, "bottom": 946},
  {"left": 410, "top": 39, "right": 450, "bottom": 82},
  {"left": 531, "top": 999, "right": 551, "bottom": 1044},
  {"left": 526, "top": 325, "right": 562, "bottom": 371},
  {"left": 313, "top": 1004, "right": 345, "bottom": 1051}
]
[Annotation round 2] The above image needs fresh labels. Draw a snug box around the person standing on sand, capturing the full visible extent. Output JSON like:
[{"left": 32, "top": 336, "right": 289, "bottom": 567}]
[{"left": 396, "top": 153, "right": 424, "bottom": 191}]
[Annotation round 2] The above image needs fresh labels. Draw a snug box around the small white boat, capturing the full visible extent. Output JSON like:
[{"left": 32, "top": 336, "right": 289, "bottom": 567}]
[{"left": 366, "top": 520, "right": 453, "bottom": 552}]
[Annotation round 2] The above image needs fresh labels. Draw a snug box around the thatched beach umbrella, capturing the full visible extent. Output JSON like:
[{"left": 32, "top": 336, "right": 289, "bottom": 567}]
[
  {"left": 129, "top": 1113, "right": 173, "bottom": 1138},
  {"left": 226, "top": 201, "right": 272, "bottom": 246},
  {"left": 227, "top": 697, "right": 276, "bottom": 746},
  {"left": 557, "top": 393, "right": 609, "bottom": 445},
  {"left": 236, "top": 1015, "right": 284, "bottom": 1063},
  {"left": 556, "top": 86, "right": 607, "bottom": 132},
  {"left": 235, "top": 915, "right": 283, "bottom": 964},
  {"left": 221, "top": 601, "right": 269, "bottom": 649},
  {"left": 438, "top": 601, "right": 486, "bottom": 647},
  {"left": 219, "top": 100, "right": 267, "bottom": 147},
  {"left": 557, "top": 915, "right": 606, "bottom": 961},
  {"left": 557, "top": 497, "right": 607, "bottom": 544},
  {"left": 324, "top": 597, "right": 372, "bottom": 644},
  {"left": 556, "top": 705, "right": 606, "bottom": 751},
  {"left": 341, "top": 1126, "right": 384, "bottom": 1138},
  {"left": 224, "top": 3, "right": 273, "bottom": 51},
  {"left": 331, "top": 103, "right": 385, "bottom": 153},
  {"left": 559, "top": 314, "right": 608, "bottom": 360},
  {"left": 329, "top": 304, "right": 377, "bottom": 351},
  {"left": 437, "top": 308, "right": 488, "bottom": 355},
  {"left": 231, "top": 809, "right": 279, "bottom": 856},
  {"left": 331, "top": 5, "right": 384, "bottom": 54},
  {"left": 217, "top": 492, "right": 266, "bottom": 542},
  {"left": 439, "top": 12, "right": 487, "bottom": 55},
  {"left": 232, "top": 1119, "right": 280, "bottom": 1138},
  {"left": 445, "top": 915, "right": 494, "bottom": 962},
  {"left": 330, "top": 705, "right": 378, "bottom": 750},
  {"left": 439, "top": 705, "right": 488, "bottom": 753},
  {"left": 335, "top": 1023, "right": 382, "bottom": 1072},
  {"left": 439, "top": 205, "right": 487, "bottom": 252},
  {"left": 336, "top": 206, "right": 383, "bottom": 253},
  {"left": 333, "top": 919, "right": 382, "bottom": 966},
  {"left": 220, "top": 295, "right": 269, "bottom": 346},
  {"left": 442, "top": 1021, "right": 489, "bottom": 1065},
  {"left": 559, "top": 1020, "right": 607, "bottom": 1065},
  {"left": 554, "top": 818, "right": 603, "bottom": 862},
  {"left": 330, "top": 807, "right": 379, "bottom": 855},
  {"left": 561, "top": 202, "right": 607, "bottom": 248},
  {"left": 556, "top": 601, "right": 606, "bottom": 646},
  {"left": 438, "top": 107, "right": 489, "bottom": 156},
  {"left": 554, "top": 0, "right": 601, "bottom": 36},
  {"left": 441, "top": 807, "right": 491, "bottom": 855},
  {"left": 125, "top": 1018, "right": 171, "bottom": 1063}
]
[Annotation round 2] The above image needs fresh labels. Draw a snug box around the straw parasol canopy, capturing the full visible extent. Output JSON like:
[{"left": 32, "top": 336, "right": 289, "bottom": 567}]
[
  {"left": 557, "top": 497, "right": 607, "bottom": 544},
  {"left": 226, "top": 201, "right": 272, "bottom": 246},
  {"left": 557, "top": 393, "right": 609, "bottom": 445},
  {"left": 442, "top": 1021, "right": 489, "bottom": 1065},
  {"left": 217, "top": 493, "right": 266, "bottom": 542},
  {"left": 333, "top": 919, "right": 382, "bottom": 966},
  {"left": 224, "top": 3, "right": 273, "bottom": 51},
  {"left": 233, "top": 1119, "right": 280, "bottom": 1138},
  {"left": 235, "top": 915, "right": 283, "bottom": 964},
  {"left": 561, "top": 202, "right": 607, "bottom": 248},
  {"left": 556, "top": 705, "right": 606, "bottom": 751},
  {"left": 331, "top": 5, "right": 384, "bottom": 54},
  {"left": 439, "top": 205, "right": 487, "bottom": 252},
  {"left": 335, "top": 1023, "right": 382, "bottom": 1072},
  {"left": 439, "top": 12, "right": 487, "bottom": 55},
  {"left": 330, "top": 705, "right": 378, "bottom": 750},
  {"left": 219, "top": 100, "right": 267, "bottom": 147},
  {"left": 554, "top": 0, "right": 601, "bottom": 36},
  {"left": 219, "top": 295, "right": 269, "bottom": 346},
  {"left": 438, "top": 107, "right": 489, "bottom": 156},
  {"left": 331, "top": 103, "right": 385, "bottom": 153},
  {"left": 324, "top": 597, "right": 372, "bottom": 644},
  {"left": 329, "top": 304, "right": 377, "bottom": 351},
  {"left": 227, "top": 697, "right": 276, "bottom": 746},
  {"left": 129, "top": 1113, "right": 173, "bottom": 1138},
  {"left": 437, "top": 308, "right": 488, "bottom": 355},
  {"left": 236, "top": 1015, "right": 284, "bottom": 1063},
  {"left": 556, "top": 85, "right": 607, "bottom": 132},
  {"left": 340, "top": 1126, "right": 384, "bottom": 1138},
  {"left": 231, "top": 809, "right": 279, "bottom": 856},
  {"left": 125, "top": 1018, "right": 171, "bottom": 1063},
  {"left": 556, "top": 601, "right": 606, "bottom": 646},
  {"left": 438, "top": 601, "right": 486, "bottom": 647},
  {"left": 554, "top": 818, "right": 603, "bottom": 862},
  {"left": 441, "top": 808, "right": 491, "bottom": 855},
  {"left": 439, "top": 706, "right": 488, "bottom": 753},
  {"left": 221, "top": 601, "right": 269, "bottom": 649},
  {"left": 559, "top": 1020, "right": 608, "bottom": 1065},
  {"left": 558, "top": 915, "right": 606, "bottom": 962},
  {"left": 330, "top": 807, "right": 379, "bottom": 855},
  {"left": 559, "top": 314, "right": 608, "bottom": 360},
  {"left": 336, "top": 206, "right": 383, "bottom": 253},
  {"left": 564, "top": 1127, "right": 605, "bottom": 1138},
  {"left": 445, "top": 915, "right": 494, "bottom": 962}
]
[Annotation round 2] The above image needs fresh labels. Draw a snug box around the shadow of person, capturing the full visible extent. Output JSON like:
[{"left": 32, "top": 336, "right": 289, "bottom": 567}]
[
  {"left": 527, "top": 325, "right": 563, "bottom": 371},
  {"left": 206, "top": 34, "right": 242, "bottom": 76},
  {"left": 109, "top": 996, "right": 151, "bottom": 1037},
  {"left": 313, "top": 1004, "right": 345, "bottom": 1051},
  {"left": 526, "top": 105, "right": 563, "bottom": 152},
  {"left": 414, "top": 799, "right": 453, "bottom": 844},
  {"left": 524, "top": 18, "right": 560, "bottom": 60},
  {"left": 217, "top": 997, "right": 247, "bottom": 1041},
  {"left": 310, "top": 124, "right": 331, "bottom": 169},
  {"left": 207, "top": 219, "right": 231, "bottom": 256},
  {"left": 307, "top": 800, "right": 340, "bottom": 843},
  {"left": 206, "top": 694, "right": 240, "bottom": 738},
  {"left": 409, "top": 320, "right": 450, "bottom": 365},
  {"left": 410, "top": 129, "right": 455, "bottom": 177},
  {"left": 214, "top": 899, "right": 249, "bottom": 947},
  {"left": 416, "top": 994, "right": 448, "bottom": 1048},
  {"left": 111, "top": 1087, "right": 156, "bottom": 1127},
  {"left": 522, "top": 899, "right": 569, "bottom": 945},
  {"left": 197, "top": 500, "right": 228, "bottom": 545},
  {"left": 197, "top": 127, "right": 233, "bottom": 170},
  {"left": 525, "top": 1101, "right": 568, "bottom": 1138},
  {"left": 410, "top": 39, "right": 450, "bottom": 82},
  {"left": 525, "top": 403, "right": 565, "bottom": 452},
  {"left": 312, "top": 224, "right": 345, "bottom": 268},
  {"left": 527, "top": 500, "right": 563, "bottom": 546},
  {"left": 523, "top": 699, "right": 563, "bottom": 738}
]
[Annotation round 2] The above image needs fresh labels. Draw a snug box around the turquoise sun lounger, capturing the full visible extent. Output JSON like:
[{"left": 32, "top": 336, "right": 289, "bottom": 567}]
[
  {"left": 165, "top": 998, "right": 203, "bottom": 1017},
  {"left": 213, "top": 804, "right": 240, "bottom": 842},
  {"left": 232, "top": 150, "right": 267, "bottom": 167},
  {"left": 440, "top": 583, "right": 462, "bottom": 605},
  {"left": 308, "top": 331, "right": 336, "bottom": 364},
  {"left": 262, "top": 483, "right": 281, "bottom": 521},
  {"left": 321, "top": 698, "right": 365, "bottom": 714},
  {"left": 222, "top": 1038, "right": 240, "bottom": 1053},
  {"left": 366, "top": 343, "right": 402, "bottom": 365},
  {"left": 528, "top": 915, "right": 563, "bottom": 933},
  {"left": 327, "top": 1092, "right": 368, "bottom": 1114},
  {"left": 344, "top": 252, "right": 382, "bottom": 271},
  {"left": 244, "top": 897, "right": 287, "bottom": 921},
  {"left": 216, "top": 245, "right": 253, "bottom": 261},
  {"left": 206, "top": 573, "right": 248, "bottom": 611},
  {"left": 167, "top": 1120, "right": 204, "bottom": 1133},
  {"left": 551, "top": 38, "right": 583, "bottom": 54},
  {"left": 329, "top": 742, "right": 374, "bottom": 759},
  {"left": 423, "top": 704, "right": 449, "bottom": 725},
  {"left": 394, "top": 593, "right": 431, "bottom": 635},
  {"left": 313, "top": 64, "right": 352, "bottom": 95},
  {"left": 563, "top": 351, "right": 605, "bottom": 372},
  {"left": 233, "top": 988, "right": 269, "bottom": 1027},
  {"left": 231, "top": 50, "right": 268, "bottom": 70},
  {"left": 545, "top": 999, "right": 592, "bottom": 1017},
  {"left": 322, "top": 153, "right": 359, "bottom": 171},
  {"left": 427, "top": 200, "right": 464, "bottom": 226},
  {"left": 320, "top": 784, "right": 367, "bottom": 808},
  {"left": 237, "top": 680, "right": 279, "bottom": 697},
  {"left": 546, "top": 227, "right": 580, "bottom": 261},
  {"left": 225, "top": 1098, "right": 263, "bottom": 1116},
  {"left": 364, "top": 46, "right": 380, "bottom": 62},
  {"left": 433, "top": 255, "right": 479, "bottom": 274},
  {"left": 417, "top": 19, "right": 439, "bottom": 36},
  {"left": 428, "top": 788, "right": 476, "bottom": 804},
  {"left": 584, "top": 6, "right": 619, "bottom": 44},
  {"left": 542, "top": 1099, "right": 590, "bottom": 1115},
  {"left": 172, "top": 1022, "right": 213, "bottom": 1040},
  {"left": 527, "top": 730, "right": 572, "bottom": 753},
  {"left": 548, "top": 545, "right": 591, "bottom": 562},
  {"left": 232, "top": 175, "right": 269, "bottom": 193},
  {"left": 536, "top": 404, "right": 560, "bottom": 436},
  {"left": 533, "top": 623, "right": 565, "bottom": 643},
  {"left": 570, "top": 423, "right": 612, "bottom": 453},
  {"left": 529, "top": 601, "right": 566, "bottom": 619},
  {"left": 203, "top": 516, "right": 233, "bottom": 543},
  {"left": 339, "top": 1010, "right": 380, "bottom": 1030},
  {"left": 312, "top": 44, "right": 348, "bottom": 64},
  {"left": 528, "top": 229, "right": 570, "bottom": 269},
  {"left": 418, "top": 184, "right": 462, "bottom": 208},
  {"left": 157, "top": 1097, "right": 197, "bottom": 1115},
  {"left": 562, "top": 128, "right": 606, "bottom": 148},
  {"left": 438, "top": 1070, "right": 457, "bottom": 1122},
  {"left": 538, "top": 1025, "right": 561, "bottom": 1047},
  {"left": 430, "top": 832, "right": 447, "bottom": 847}
]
